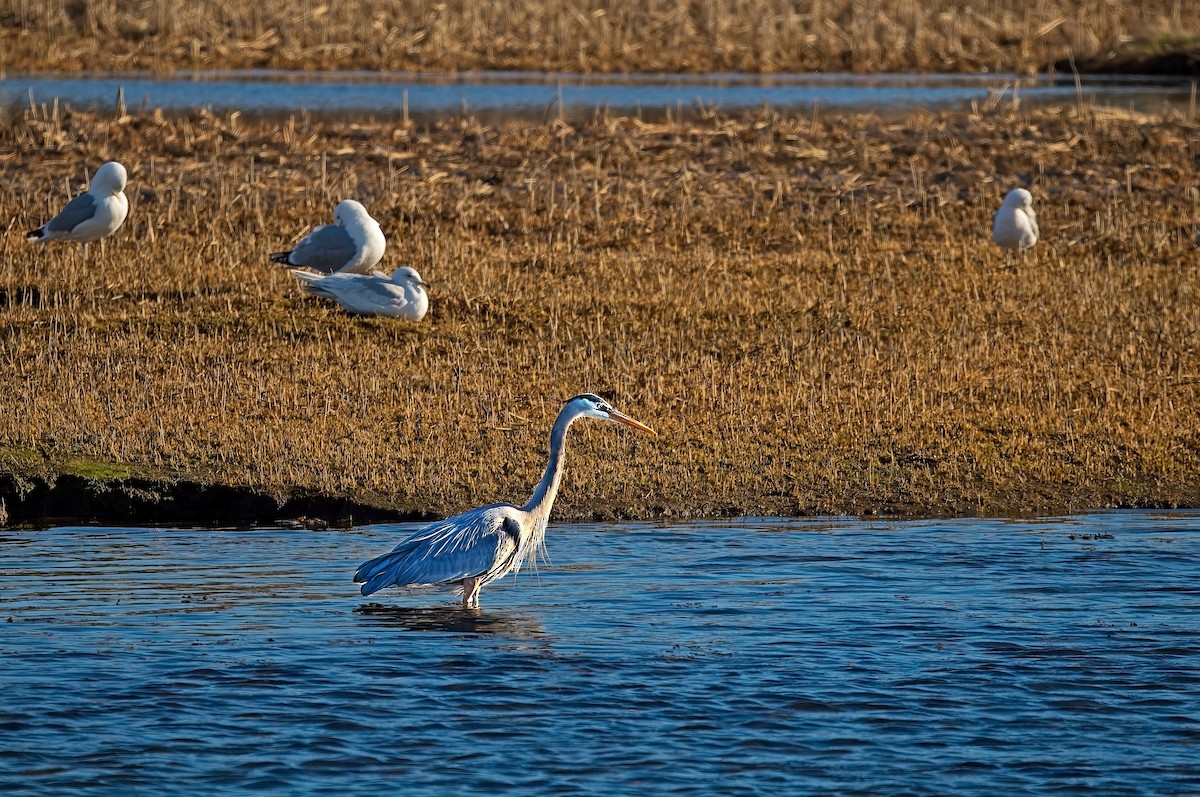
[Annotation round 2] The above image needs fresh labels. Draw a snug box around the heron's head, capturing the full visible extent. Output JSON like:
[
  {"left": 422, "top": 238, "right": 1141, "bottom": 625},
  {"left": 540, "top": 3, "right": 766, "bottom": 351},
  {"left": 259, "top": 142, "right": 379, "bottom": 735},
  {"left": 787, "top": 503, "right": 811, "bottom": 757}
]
[
  {"left": 1003, "top": 188, "right": 1034, "bottom": 209},
  {"left": 93, "top": 161, "right": 127, "bottom": 194},
  {"left": 567, "top": 393, "right": 656, "bottom": 435},
  {"left": 392, "top": 266, "right": 430, "bottom": 289}
]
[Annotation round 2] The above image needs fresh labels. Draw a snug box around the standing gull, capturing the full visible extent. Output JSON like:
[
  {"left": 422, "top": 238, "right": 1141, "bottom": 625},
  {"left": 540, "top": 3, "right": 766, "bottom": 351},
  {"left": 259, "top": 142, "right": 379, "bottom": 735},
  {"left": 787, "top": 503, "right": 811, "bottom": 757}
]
[
  {"left": 290, "top": 266, "right": 430, "bottom": 320},
  {"left": 26, "top": 161, "right": 129, "bottom": 255},
  {"left": 270, "top": 199, "right": 386, "bottom": 274},
  {"left": 992, "top": 188, "right": 1039, "bottom": 253}
]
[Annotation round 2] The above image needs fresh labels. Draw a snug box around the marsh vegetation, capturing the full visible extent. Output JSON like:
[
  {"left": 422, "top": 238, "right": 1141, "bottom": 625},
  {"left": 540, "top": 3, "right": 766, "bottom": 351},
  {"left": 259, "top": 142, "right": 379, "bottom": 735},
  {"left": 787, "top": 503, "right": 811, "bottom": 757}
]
[
  {"left": 2, "top": 100, "right": 1198, "bottom": 519},
  {"left": 1, "top": 0, "right": 1196, "bottom": 75}
]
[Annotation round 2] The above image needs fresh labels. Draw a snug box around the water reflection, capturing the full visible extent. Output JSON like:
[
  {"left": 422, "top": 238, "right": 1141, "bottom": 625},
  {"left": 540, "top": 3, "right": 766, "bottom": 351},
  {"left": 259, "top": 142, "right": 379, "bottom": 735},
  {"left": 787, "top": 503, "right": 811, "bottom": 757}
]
[{"left": 354, "top": 602, "right": 545, "bottom": 637}]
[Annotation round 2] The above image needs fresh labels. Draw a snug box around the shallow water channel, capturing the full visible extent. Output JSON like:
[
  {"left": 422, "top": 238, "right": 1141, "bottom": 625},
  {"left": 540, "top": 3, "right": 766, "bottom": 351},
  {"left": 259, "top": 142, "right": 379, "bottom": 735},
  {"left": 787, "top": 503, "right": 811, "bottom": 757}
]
[
  {"left": 1, "top": 511, "right": 1198, "bottom": 794},
  {"left": 3, "top": 70, "right": 1195, "bottom": 118}
]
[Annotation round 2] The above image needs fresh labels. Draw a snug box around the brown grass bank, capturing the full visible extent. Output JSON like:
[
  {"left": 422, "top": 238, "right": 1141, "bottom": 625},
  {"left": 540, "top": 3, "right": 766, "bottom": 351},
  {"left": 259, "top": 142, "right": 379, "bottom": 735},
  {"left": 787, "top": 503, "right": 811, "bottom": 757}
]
[
  {"left": 1, "top": 101, "right": 1199, "bottom": 521},
  {"left": 1, "top": 0, "right": 1197, "bottom": 75}
]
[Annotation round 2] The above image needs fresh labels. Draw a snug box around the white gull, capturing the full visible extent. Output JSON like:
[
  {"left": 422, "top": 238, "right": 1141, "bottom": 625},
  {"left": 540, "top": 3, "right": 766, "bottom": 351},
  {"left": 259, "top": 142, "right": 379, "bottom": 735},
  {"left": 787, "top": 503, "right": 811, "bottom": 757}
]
[
  {"left": 291, "top": 266, "right": 429, "bottom": 320},
  {"left": 26, "top": 161, "right": 129, "bottom": 253},
  {"left": 992, "top": 188, "right": 1039, "bottom": 252},
  {"left": 271, "top": 199, "right": 386, "bottom": 274}
]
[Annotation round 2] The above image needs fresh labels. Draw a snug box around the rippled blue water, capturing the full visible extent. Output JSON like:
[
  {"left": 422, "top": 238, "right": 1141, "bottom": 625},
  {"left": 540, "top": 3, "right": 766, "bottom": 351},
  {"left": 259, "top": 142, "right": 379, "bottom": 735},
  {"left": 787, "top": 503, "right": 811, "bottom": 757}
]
[
  {"left": 1, "top": 70, "right": 1193, "bottom": 117},
  {"left": 1, "top": 512, "right": 1198, "bottom": 795}
]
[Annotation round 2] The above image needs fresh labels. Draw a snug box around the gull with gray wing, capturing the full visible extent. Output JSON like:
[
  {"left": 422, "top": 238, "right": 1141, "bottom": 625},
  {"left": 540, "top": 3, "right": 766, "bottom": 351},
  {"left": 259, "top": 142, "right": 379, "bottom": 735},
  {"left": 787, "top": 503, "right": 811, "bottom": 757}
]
[
  {"left": 290, "top": 266, "right": 430, "bottom": 320},
  {"left": 271, "top": 199, "right": 386, "bottom": 274},
  {"left": 26, "top": 161, "right": 129, "bottom": 255}
]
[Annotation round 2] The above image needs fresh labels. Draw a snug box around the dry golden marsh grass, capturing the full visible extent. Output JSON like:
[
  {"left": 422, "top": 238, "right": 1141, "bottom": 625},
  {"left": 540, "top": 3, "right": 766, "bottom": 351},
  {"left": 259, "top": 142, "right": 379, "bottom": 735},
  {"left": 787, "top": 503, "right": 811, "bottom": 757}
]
[
  {"left": 1, "top": 101, "right": 1199, "bottom": 519},
  {"left": 1, "top": 0, "right": 1196, "bottom": 74}
]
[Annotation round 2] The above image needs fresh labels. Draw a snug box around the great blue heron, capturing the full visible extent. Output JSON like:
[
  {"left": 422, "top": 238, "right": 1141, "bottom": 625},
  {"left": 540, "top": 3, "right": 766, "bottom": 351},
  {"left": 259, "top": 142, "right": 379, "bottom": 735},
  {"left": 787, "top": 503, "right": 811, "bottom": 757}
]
[
  {"left": 992, "top": 188, "right": 1039, "bottom": 253},
  {"left": 290, "top": 265, "right": 430, "bottom": 320},
  {"left": 270, "top": 199, "right": 386, "bottom": 274},
  {"left": 26, "top": 161, "right": 129, "bottom": 257},
  {"left": 355, "top": 393, "right": 656, "bottom": 608}
]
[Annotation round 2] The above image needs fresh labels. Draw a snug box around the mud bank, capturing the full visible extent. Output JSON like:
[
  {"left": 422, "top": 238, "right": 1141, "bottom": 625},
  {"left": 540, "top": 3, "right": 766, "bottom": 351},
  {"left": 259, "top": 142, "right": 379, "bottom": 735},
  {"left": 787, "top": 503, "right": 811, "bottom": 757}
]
[{"left": 0, "top": 471, "right": 422, "bottom": 528}]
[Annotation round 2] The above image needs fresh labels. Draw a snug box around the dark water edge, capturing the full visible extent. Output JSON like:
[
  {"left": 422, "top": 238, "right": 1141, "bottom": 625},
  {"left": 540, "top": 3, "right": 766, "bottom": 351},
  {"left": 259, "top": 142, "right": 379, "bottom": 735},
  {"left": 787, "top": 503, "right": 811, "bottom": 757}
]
[
  {"left": 1, "top": 469, "right": 1197, "bottom": 528},
  {"left": 0, "top": 471, "right": 421, "bottom": 529},
  {"left": 1054, "top": 47, "right": 1200, "bottom": 77}
]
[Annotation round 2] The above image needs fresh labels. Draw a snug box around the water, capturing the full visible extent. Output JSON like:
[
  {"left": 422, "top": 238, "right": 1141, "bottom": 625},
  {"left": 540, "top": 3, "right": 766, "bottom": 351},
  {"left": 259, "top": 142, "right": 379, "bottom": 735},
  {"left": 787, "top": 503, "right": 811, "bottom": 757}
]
[
  {"left": 2, "top": 70, "right": 1194, "bottom": 118},
  {"left": 1, "top": 512, "right": 1197, "bottom": 795}
]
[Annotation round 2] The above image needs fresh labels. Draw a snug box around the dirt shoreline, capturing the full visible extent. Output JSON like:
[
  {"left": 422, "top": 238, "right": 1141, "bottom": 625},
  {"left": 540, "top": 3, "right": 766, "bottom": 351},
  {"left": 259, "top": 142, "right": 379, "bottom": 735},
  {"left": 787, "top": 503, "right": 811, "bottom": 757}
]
[
  {"left": 2, "top": 469, "right": 1196, "bottom": 529},
  {"left": 0, "top": 471, "right": 419, "bottom": 528}
]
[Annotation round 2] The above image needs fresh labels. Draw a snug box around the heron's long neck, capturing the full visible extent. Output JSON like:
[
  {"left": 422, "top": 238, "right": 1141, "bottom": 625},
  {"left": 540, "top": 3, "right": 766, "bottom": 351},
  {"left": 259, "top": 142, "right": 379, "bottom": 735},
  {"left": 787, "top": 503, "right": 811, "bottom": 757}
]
[{"left": 521, "top": 410, "right": 575, "bottom": 526}]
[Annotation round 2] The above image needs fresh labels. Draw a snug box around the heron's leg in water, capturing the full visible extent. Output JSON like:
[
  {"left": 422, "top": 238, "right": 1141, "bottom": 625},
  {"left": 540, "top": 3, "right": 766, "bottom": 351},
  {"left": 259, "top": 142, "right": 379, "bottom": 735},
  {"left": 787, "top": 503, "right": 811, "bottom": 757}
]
[{"left": 463, "top": 577, "right": 481, "bottom": 609}]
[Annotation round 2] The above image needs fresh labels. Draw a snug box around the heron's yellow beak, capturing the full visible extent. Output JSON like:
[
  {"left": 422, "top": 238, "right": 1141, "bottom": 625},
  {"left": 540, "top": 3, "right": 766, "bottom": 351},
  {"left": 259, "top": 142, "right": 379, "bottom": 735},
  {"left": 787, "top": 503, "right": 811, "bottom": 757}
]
[{"left": 609, "top": 409, "right": 656, "bottom": 436}]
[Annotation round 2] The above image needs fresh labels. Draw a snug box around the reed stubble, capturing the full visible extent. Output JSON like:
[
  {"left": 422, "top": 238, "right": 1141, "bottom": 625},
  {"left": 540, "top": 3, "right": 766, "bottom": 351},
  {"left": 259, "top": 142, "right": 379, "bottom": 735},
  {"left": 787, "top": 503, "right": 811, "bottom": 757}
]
[
  {"left": 1, "top": 102, "right": 1198, "bottom": 519},
  {"left": 0, "top": 0, "right": 1195, "bottom": 75}
]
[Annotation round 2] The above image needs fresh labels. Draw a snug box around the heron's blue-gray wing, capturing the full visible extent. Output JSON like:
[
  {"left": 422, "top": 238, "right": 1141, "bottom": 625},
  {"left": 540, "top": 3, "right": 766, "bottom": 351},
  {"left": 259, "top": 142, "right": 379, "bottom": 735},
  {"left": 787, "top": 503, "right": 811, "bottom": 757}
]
[
  {"left": 286, "top": 224, "right": 357, "bottom": 271},
  {"left": 45, "top": 193, "right": 98, "bottom": 233},
  {"left": 355, "top": 505, "right": 521, "bottom": 596}
]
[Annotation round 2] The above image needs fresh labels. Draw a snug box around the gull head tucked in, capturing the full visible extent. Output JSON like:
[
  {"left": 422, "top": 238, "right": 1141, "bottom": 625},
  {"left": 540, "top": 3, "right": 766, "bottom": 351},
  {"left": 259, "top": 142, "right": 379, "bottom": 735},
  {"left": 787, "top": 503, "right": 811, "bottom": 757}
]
[
  {"left": 270, "top": 199, "right": 386, "bottom": 274},
  {"left": 26, "top": 161, "right": 130, "bottom": 247},
  {"left": 992, "top": 188, "right": 1039, "bottom": 252}
]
